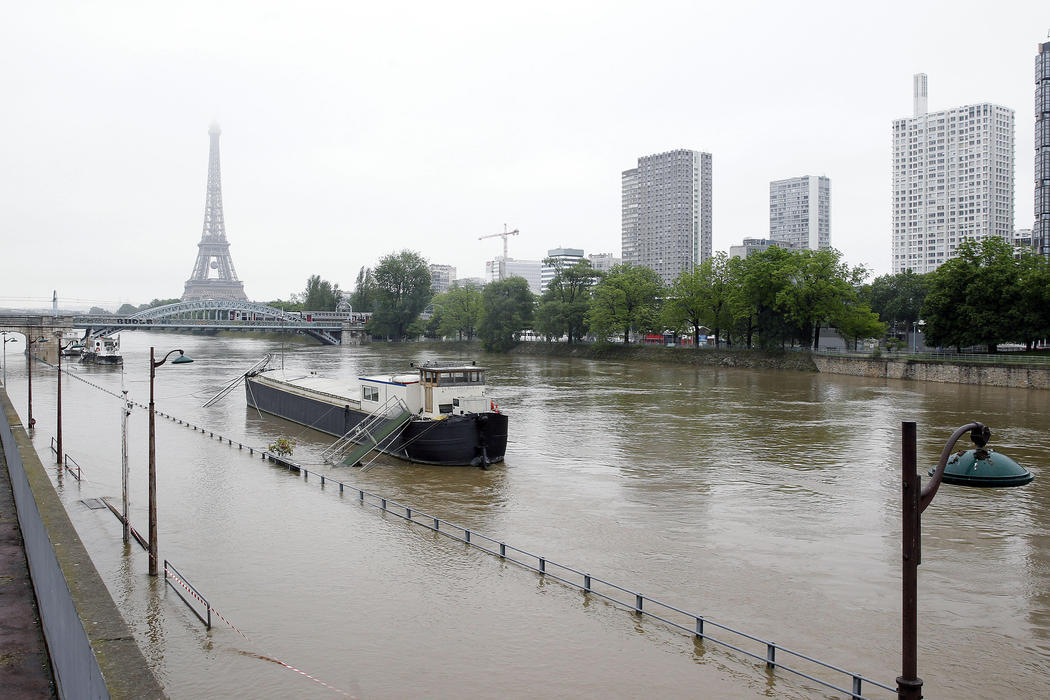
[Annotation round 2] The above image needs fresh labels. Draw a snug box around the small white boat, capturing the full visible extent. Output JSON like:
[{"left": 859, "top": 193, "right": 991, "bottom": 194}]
[{"left": 81, "top": 335, "right": 123, "bottom": 365}]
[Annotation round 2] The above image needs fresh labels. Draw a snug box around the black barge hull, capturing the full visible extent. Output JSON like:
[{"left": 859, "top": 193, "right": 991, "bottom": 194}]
[{"left": 245, "top": 376, "right": 507, "bottom": 466}]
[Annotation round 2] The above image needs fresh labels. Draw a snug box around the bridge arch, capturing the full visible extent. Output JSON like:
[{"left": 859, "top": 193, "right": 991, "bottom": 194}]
[{"left": 81, "top": 300, "right": 342, "bottom": 345}]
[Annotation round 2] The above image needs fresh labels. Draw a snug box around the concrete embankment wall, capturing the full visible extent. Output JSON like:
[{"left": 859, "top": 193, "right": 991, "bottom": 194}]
[
  {"left": 504, "top": 342, "right": 1050, "bottom": 390},
  {"left": 811, "top": 355, "right": 1050, "bottom": 390},
  {"left": 507, "top": 342, "right": 819, "bottom": 371},
  {"left": 0, "top": 388, "right": 164, "bottom": 698}
]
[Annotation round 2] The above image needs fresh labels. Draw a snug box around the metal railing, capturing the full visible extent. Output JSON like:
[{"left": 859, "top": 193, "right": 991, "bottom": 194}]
[
  {"left": 63, "top": 453, "right": 81, "bottom": 481},
  {"left": 164, "top": 560, "right": 211, "bottom": 629},
  {"left": 317, "top": 484, "right": 895, "bottom": 699}
]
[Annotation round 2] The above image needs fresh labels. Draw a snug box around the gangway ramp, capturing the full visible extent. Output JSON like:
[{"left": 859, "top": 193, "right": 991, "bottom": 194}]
[{"left": 321, "top": 398, "right": 412, "bottom": 467}]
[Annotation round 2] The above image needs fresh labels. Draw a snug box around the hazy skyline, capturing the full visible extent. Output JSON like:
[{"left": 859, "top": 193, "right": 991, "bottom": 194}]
[{"left": 2, "top": 2, "right": 1047, "bottom": 309}]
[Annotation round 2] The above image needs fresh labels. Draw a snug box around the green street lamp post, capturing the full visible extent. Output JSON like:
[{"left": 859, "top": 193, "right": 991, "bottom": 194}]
[
  {"left": 148, "top": 347, "right": 193, "bottom": 576},
  {"left": 898, "top": 421, "right": 1034, "bottom": 699}
]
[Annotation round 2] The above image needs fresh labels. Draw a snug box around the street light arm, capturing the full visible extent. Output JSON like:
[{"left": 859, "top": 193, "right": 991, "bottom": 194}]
[
  {"left": 919, "top": 421, "right": 986, "bottom": 512},
  {"left": 153, "top": 349, "right": 185, "bottom": 368}
]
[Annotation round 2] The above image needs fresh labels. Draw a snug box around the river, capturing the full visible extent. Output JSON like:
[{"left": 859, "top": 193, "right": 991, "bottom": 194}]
[{"left": 2, "top": 331, "right": 1047, "bottom": 698}]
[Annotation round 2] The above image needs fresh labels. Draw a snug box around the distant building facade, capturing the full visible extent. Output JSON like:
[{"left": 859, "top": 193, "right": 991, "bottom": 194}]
[
  {"left": 622, "top": 149, "right": 712, "bottom": 285},
  {"left": 541, "top": 247, "right": 584, "bottom": 293},
  {"left": 729, "top": 238, "right": 798, "bottom": 259},
  {"left": 769, "top": 176, "right": 830, "bottom": 251},
  {"left": 892, "top": 73, "right": 1015, "bottom": 274},
  {"left": 429, "top": 264, "right": 456, "bottom": 294},
  {"left": 1036, "top": 41, "right": 1050, "bottom": 258},
  {"left": 1013, "top": 228, "right": 1034, "bottom": 258},
  {"left": 485, "top": 258, "right": 542, "bottom": 295},
  {"left": 457, "top": 277, "right": 487, "bottom": 289},
  {"left": 587, "top": 252, "right": 621, "bottom": 273}
]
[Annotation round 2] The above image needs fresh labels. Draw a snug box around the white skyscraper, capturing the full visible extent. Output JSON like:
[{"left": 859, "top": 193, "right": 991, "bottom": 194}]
[
  {"left": 622, "top": 149, "right": 712, "bottom": 285},
  {"left": 891, "top": 74, "right": 1015, "bottom": 274},
  {"left": 485, "top": 258, "right": 543, "bottom": 295},
  {"left": 769, "top": 176, "right": 831, "bottom": 250}
]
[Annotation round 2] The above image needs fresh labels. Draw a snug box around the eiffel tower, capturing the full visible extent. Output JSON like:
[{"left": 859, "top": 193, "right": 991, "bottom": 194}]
[{"left": 182, "top": 122, "right": 248, "bottom": 301}]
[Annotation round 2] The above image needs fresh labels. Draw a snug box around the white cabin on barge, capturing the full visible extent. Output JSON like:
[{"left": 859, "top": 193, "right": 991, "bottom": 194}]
[{"left": 359, "top": 363, "right": 493, "bottom": 420}]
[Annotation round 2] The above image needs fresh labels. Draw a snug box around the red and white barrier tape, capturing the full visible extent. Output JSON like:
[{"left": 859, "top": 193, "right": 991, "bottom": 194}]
[{"left": 165, "top": 568, "right": 353, "bottom": 697}]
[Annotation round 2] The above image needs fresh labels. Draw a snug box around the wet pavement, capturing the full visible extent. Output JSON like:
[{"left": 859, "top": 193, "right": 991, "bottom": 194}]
[{"left": 0, "top": 422, "right": 56, "bottom": 698}]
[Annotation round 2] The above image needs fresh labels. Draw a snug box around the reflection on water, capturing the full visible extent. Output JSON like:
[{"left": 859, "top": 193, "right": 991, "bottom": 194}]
[{"left": 2, "top": 332, "right": 1048, "bottom": 698}]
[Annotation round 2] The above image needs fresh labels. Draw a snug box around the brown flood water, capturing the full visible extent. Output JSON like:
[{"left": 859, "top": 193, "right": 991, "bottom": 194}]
[{"left": 4, "top": 331, "right": 1048, "bottom": 699}]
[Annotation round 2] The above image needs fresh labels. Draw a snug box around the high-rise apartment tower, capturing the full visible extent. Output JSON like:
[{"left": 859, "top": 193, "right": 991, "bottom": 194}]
[
  {"left": 769, "top": 176, "right": 831, "bottom": 250},
  {"left": 891, "top": 74, "right": 1015, "bottom": 274},
  {"left": 622, "top": 149, "right": 712, "bottom": 285},
  {"left": 1036, "top": 41, "right": 1050, "bottom": 257}
]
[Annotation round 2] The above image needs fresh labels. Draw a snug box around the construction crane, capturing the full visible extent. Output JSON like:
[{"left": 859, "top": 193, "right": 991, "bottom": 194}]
[{"left": 478, "top": 224, "right": 520, "bottom": 264}]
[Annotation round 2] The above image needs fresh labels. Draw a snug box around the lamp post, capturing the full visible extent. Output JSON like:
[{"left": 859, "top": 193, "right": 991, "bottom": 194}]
[
  {"left": 26, "top": 335, "right": 46, "bottom": 429},
  {"left": 1, "top": 332, "right": 17, "bottom": 386},
  {"left": 898, "top": 421, "right": 1033, "bottom": 699},
  {"left": 121, "top": 379, "right": 132, "bottom": 545},
  {"left": 147, "top": 347, "right": 193, "bottom": 576},
  {"left": 54, "top": 334, "right": 76, "bottom": 464},
  {"left": 910, "top": 320, "right": 925, "bottom": 354}
]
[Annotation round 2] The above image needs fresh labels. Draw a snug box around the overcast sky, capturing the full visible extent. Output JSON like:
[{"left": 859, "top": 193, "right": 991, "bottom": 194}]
[{"left": 1, "top": 1, "right": 1047, "bottom": 310}]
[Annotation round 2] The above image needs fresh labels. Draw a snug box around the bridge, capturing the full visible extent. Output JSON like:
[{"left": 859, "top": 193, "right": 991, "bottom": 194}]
[{"left": 0, "top": 300, "right": 368, "bottom": 348}]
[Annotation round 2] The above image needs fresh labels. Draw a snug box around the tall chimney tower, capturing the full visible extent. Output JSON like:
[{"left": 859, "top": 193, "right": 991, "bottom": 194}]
[{"left": 913, "top": 73, "right": 928, "bottom": 117}]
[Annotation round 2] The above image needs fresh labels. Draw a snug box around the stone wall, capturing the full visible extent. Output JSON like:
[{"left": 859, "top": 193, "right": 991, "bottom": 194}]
[
  {"left": 812, "top": 355, "right": 1050, "bottom": 390},
  {"left": 507, "top": 342, "right": 819, "bottom": 372}
]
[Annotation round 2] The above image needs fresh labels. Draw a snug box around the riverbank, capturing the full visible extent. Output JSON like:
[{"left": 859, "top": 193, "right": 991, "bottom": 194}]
[
  {"left": 502, "top": 342, "right": 1050, "bottom": 389},
  {"left": 506, "top": 341, "right": 818, "bottom": 371},
  {"left": 812, "top": 353, "right": 1050, "bottom": 390}
]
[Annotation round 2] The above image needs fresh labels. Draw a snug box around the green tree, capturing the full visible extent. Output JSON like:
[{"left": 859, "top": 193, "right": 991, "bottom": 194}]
[
  {"left": 303, "top": 275, "right": 342, "bottom": 311},
  {"left": 866, "top": 270, "right": 929, "bottom": 337},
  {"left": 733, "top": 247, "right": 796, "bottom": 349},
  {"left": 534, "top": 258, "right": 597, "bottom": 343},
  {"left": 432, "top": 284, "right": 482, "bottom": 340},
  {"left": 268, "top": 298, "right": 304, "bottom": 312},
  {"left": 663, "top": 252, "right": 734, "bottom": 348},
  {"left": 1015, "top": 253, "right": 1050, "bottom": 349},
  {"left": 585, "top": 264, "right": 663, "bottom": 344},
  {"left": 87, "top": 306, "right": 112, "bottom": 315},
  {"left": 834, "top": 305, "right": 886, "bottom": 351},
  {"left": 368, "top": 250, "right": 432, "bottom": 340},
  {"left": 348, "top": 266, "right": 376, "bottom": 313},
  {"left": 921, "top": 256, "right": 971, "bottom": 352},
  {"left": 478, "top": 277, "right": 534, "bottom": 351},
  {"left": 775, "top": 249, "right": 864, "bottom": 350},
  {"left": 922, "top": 238, "right": 1020, "bottom": 352}
]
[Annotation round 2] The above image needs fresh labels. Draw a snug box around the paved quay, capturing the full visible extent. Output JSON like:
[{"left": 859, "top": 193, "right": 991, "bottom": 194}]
[{"left": 0, "top": 413, "right": 56, "bottom": 697}]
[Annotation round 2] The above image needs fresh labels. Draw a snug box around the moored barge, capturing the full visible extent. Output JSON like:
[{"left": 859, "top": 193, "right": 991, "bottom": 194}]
[{"left": 245, "top": 361, "right": 507, "bottom": 467}]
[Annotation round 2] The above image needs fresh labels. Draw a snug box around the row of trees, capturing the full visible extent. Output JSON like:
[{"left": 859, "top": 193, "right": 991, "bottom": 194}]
[
  {"left": 421, "top": 247, "right": 884, "bottom": 352},
  {"left": 865, "top": 238, "right": 1050, "bottom": 352},
  {"left": 294, "top": 237, "right": 1050, "bottom": 354}
]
